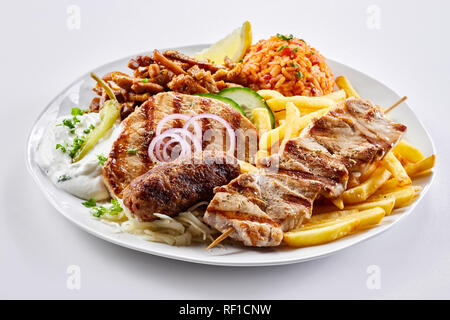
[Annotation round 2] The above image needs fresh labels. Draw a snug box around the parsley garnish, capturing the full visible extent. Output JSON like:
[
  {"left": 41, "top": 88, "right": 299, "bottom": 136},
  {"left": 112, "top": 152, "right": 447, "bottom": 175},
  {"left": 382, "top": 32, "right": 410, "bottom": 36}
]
[
  {"left": 127, "top": 148, "right": 137, "bottom": 155},
  {"left": 68, "top": 136, "right": 85, "bottom": 159},
  {"left": 289, "top": 62, "right": 300, "bottom": 69},
  {"left": 97, "top": 154, "right": 107, "bottom": 166},
  {"left": 83, "top": 124, "right": 95, "bottom": 134},
  {"left": 58, "top": 174, "right": 71, "bottom": 182},
  {"left": 142, "top": 78, "right": 149, "bottom": 83},
  {"left": 91, "top": 206, "right": 107, "bottom": 218},
  {"left": 82, "top": 198, "right": 97, "bottom": 208},
  {"left": 296, "top": 70, "right": 304, "bottom": 79},
  {"left": 62, "top": 119, "right": 75, "bottom": 130},
  {"left": 277, "top": 33, "right": 293, "bottom": 41},
  {"left": 90, "top": 198, "right": 123, "bottom": 217},
  {"left": 56, "top": 144, "right": 66, "bottom": 153},
  {"left": 277, "top": 45, "right": 289, "bottom": 52},
  {"left": 71, "top": 107, "right": 84, "bottom": 116}
]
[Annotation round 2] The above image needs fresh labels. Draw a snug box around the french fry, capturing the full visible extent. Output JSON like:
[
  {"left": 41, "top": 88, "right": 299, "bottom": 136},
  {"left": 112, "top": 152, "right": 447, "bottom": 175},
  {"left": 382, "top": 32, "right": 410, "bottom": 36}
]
[
  {"left": 343, "top": 167, "right": 391, "bottom": 204},
  {"left": 283, "top": 218, "right": 360, "bottom": 247},
  {"left": 331, "top": 197, "right": 344, "bottom": 210},
  {"left": 358, "top": 163, "right": 378, "bottom": 183},
  {"left": 335, "top": 75, "right": 360, "bottom": 98},
  {"left": 266, "top": 96, "right": 335, "bottom": 112},
  {"left": 285, "top": 207, "right": 385, "bottom": 247},
  {"left": 323, "top": 89, "right": 347, "bottom": 102},
  {"left": 274, "top": 110, "right": 286, "bottom": 123},
  {"left": 306, "top": 209, "right": 359, "bottom": 225},
  {"left": 252, "top": 108, "right": 272, "bottom": 136},
  {"left": 346, "top": 197, "right": 395, "bottom": 216},
  {"left": 405, "top": 155, "right": 436, "bottom": 177},
  {"left": 280, "top": 102, "right": 302, "bottom": 150},
  {"left": 382, "top": 152, "right": 412, "bottom": 186},
  {"left": 370, "top": 186, "right": 422, "bottom": 208},
  {"left": 377, "top": 178, "right": 401, "bottom": 193},
  {"left": 393, "top": 140, "right": 425, "bottom": 163},
  {"left": 257, "top": 89, "right": 284, "bottom": 100},
  {"left": 259, "top": 123, "right": 285, "bottom": 151},
  {"left": 297, "top": 109, "right": 329, "bottom": 132},
  {"left": 306, "top": 207, "right": 386, "bottom": 228},
  {"left": 237, "top": 160, "right": 258, "bottom": 173}
]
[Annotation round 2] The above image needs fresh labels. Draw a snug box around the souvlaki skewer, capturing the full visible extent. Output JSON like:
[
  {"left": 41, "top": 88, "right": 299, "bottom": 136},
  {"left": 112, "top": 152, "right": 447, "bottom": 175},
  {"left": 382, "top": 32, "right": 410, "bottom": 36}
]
[{"left": 204, "top": 96, "right": 408, "bottom": 249}]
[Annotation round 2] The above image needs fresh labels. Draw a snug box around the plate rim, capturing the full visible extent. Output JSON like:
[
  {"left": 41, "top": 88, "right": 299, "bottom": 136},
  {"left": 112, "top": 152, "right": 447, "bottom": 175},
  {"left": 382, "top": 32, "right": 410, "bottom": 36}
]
[{"left": 26, "top": 44, "right": 437, "bottom": 267}]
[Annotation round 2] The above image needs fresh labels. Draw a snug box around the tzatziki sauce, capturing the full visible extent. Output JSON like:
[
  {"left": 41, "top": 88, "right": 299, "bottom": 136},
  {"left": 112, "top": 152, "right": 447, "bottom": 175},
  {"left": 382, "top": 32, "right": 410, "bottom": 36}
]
[{"left": 36, "top": 112, "right": 122, "bottom": 200}]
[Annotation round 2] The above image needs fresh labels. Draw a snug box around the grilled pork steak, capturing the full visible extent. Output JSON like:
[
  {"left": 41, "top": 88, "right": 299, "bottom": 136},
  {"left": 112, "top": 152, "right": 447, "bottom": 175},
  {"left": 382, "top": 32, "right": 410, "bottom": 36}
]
[
  {"left": 122, "top": 152, "right": 240, "bottom": 221},
  {"left": 103, "top": 92, "right": 256, "bottom": 198},
  {"left": 204, "top": 98, "right": 407, "bottom": 247}
]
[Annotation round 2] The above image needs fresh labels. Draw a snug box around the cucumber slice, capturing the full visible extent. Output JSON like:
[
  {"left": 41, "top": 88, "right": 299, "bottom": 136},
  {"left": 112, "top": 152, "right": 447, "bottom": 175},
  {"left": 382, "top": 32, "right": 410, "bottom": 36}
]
[
  {"left": 218, "top": 87, "right": 275, "bottom": 128},
  {"left": 195, "top": 93, "right": 245, "bottom": 116}
]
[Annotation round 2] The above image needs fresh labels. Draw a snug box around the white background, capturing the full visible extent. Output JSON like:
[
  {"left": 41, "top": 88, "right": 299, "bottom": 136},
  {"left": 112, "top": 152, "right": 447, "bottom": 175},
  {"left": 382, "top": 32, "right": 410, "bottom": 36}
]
[{"left": 1, "top": 0, "right": 449, "bottom": 299}]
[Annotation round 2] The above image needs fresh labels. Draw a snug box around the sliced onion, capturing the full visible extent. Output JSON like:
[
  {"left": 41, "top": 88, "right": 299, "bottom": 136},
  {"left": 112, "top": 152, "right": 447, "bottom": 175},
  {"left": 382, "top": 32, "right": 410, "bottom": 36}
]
[
  {"left": 183, "top": 113, "right": 236, "bottom": 155},
  {"left": 162, "top": 128, "right": 202, "bottom": 154},
  {"left": 155, "top": 114, "right": 191, "bottom": 136},
  {"left": 149, "top": 113, "right": 236, "bottom": 163},
  {"left": 148, "top": 132, "right": 190, "bottom": 163}
]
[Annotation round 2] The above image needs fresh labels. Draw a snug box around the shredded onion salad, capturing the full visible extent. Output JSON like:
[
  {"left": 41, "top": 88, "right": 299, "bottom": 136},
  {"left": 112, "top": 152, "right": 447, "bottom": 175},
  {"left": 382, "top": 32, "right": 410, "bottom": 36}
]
[
  {"left": 97, "top": 114, "right": 237, "bottom": 246},
  {"left": 148, "top": 113, "right": 236, "bottom": 162},
  {"left": 99, "top": 200, "right": 217, "bottom": 246}
]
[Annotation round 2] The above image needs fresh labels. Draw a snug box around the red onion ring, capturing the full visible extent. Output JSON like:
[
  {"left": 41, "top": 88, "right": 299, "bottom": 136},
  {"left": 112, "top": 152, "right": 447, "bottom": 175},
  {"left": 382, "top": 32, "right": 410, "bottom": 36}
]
[
  {"left": 155, "top": 114, "right": 191, "bottom": 136},
  {"left": 149, "top": 113, "right": 236, "bottom": 162},
  {"left": 183, "top": 113, "right": 236, "bottom": 155}
]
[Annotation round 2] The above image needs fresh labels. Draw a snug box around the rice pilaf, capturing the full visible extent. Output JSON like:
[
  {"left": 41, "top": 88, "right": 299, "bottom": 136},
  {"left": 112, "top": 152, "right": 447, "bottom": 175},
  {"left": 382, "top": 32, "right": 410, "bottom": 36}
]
[{"left": 240, "top": 35, "right": 335, "bottom": 96}]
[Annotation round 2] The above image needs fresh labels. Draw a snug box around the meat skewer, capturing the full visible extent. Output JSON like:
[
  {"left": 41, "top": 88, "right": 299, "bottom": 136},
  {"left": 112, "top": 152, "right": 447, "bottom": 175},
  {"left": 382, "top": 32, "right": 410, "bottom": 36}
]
[{"left": 204, "top": 97, "right": 408, "bottom": 249}]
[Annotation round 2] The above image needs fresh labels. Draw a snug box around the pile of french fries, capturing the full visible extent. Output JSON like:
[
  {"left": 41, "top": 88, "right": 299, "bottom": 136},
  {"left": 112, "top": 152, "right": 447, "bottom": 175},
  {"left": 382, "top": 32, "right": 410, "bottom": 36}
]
[{"left": 250, "top": 76, "right": 436, "bottom": 247}]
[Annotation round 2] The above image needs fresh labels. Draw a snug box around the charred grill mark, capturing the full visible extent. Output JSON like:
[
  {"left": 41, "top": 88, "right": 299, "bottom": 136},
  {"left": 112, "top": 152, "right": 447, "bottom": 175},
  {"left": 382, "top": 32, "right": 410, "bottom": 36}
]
[{"left": 211, "top": 209, "right": 279, "bottom": 226}]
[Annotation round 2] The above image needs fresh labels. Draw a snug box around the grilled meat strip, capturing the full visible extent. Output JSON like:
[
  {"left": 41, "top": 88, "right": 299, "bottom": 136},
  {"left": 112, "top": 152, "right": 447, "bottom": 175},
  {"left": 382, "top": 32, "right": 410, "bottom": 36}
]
[
  {"left": 103, "top": 92, "right": 256, "bottom": 198},
  {"left": 204, "top": 98, "right": 407, "bottom": 247},
  {"left": 123, "top": 152, "right": 240, "bottom": 221}
]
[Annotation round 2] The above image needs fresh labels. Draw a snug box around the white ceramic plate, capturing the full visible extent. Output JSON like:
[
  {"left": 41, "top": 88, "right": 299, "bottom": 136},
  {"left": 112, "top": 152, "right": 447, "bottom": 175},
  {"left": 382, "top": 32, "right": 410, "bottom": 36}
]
[{"left": 26, "top": 44, "right": 435, "bottom": 266}]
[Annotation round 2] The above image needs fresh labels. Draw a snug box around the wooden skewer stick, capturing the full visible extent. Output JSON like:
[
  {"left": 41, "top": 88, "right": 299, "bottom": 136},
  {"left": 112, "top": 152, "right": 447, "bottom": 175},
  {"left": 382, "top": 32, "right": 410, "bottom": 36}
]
[
  {"left": 385, "top": 96, "right": 407, "bottom": 114},
  {"left": 206, "top": 227, "right": 234, "bottom": 250},
  {"left": 206, "top": 96, "right": 408, "bottom": 250}
]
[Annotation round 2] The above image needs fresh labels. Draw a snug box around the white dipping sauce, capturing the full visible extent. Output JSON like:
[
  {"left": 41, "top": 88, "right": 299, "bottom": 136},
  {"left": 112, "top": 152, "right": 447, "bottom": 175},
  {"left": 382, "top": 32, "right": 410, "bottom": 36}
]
[{"left": 36, "top": 112, "right": 122, "bottom": 200}]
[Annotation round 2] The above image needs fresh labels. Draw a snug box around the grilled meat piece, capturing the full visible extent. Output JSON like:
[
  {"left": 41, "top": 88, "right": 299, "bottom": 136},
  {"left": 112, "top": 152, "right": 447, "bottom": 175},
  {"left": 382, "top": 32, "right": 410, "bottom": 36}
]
[
  {"left": 103, "top": 92, "right": 256, "bottom": 198},
  {"left": 123, "top": 152, "right": 240, "bottom": 221},
  {"left": 203, "top": 172, "right": 321, "bottom": 246},
  {"left": 204, "top": 97, "right": 407, "bottom": 247}
]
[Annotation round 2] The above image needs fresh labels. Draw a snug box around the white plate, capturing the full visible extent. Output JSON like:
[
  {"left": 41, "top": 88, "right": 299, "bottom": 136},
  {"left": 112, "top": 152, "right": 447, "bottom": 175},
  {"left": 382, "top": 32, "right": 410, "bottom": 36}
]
[{"left": 26, "top": 45, "right": 436, "bottom": 266}]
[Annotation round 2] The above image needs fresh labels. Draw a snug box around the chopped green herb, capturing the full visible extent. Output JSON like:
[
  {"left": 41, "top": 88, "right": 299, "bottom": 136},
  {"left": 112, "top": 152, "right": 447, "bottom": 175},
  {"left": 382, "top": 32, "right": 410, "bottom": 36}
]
[
  {"left": 289, "top": 62, "right": 300, "bottom": 69},
  {"left": 58, "top": 174, "right": 71, "bottom": 182},
  {"left": 89, "top": 198, "right": 123, "bottom": 218},
  {"left": 296, "top": 70, "right": 304, "bottom": 79},
  {"left": 277, "top": 45, "right": 289, "bottom": 52},
  {"left": 68, "top": 136, "right": 86, "bottom": 159},
  {"left": 91, "top": 206, "right": 107, "bottom": 218},
  {"left": 109, "top": 198, "right": 123, "bottom": 216},
  {"left": 71, "top": 107, "right": 84, "bottom": 116},
  {"left": 277, "top": 33, "right": 293, "bottom": 41},
  {"left": 83, "top": 124, "right": 95, "bottom": 134},
  {"left": 292, "top": 46, "right": 300, "bottom": 53},
  {"left": 97, "top": 154, "right": 107, "bottom": 166},
  {"left": 238, "top": 59, "right": 243, "bottom": 63},
  {"left": 127, "top": 148, "right": 137, "bottom": 155},
  {"left": 82, "top": 198, "right": 97, "bottom": 208},
  {"left": 62, "top": 119, "right": 75, "bottom": 129},
  {"left": 56, "top": 144, "right": 66, "bottom": 153},
  {"left": 141, "top": 78, "right": 149, "bottom": 83},
  {"left": 310, "top": 51, "right": 315, "bottom": 55}
]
